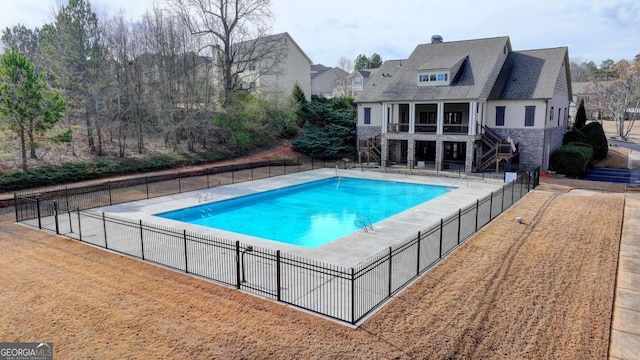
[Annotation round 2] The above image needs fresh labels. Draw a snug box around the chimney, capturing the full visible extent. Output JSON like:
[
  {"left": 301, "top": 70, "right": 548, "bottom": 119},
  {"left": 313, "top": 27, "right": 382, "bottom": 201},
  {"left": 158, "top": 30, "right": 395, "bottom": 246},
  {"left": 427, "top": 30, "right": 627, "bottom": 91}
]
[{"left": 431, "top": 35, "right": 443, "bottom": 44}]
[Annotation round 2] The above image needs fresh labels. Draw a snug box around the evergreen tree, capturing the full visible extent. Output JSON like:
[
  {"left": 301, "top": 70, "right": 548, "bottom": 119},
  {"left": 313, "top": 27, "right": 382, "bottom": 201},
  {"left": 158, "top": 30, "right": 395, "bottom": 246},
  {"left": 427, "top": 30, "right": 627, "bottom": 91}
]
[
  {"left": 354, "top": 54, "right": 369, "bottom": 71},
  {"left": 574, "top": 97, "right": 587, "bottom": 129},
  {"left": 0, "top": 48, "right": 66, "bottom": 171},
  {"left": 369, "top": 53, "right": 382, "bottom": 68}
]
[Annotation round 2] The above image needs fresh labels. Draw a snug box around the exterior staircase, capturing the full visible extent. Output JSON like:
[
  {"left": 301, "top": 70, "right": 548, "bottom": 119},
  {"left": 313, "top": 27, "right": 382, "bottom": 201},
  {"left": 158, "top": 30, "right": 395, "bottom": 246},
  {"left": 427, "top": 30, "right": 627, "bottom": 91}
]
[
  {"left": 478, "top": 126, "right": 516, "bottom": 172},
  {"left": 358, "top": 135, "right": 382, "bottom": 165}
]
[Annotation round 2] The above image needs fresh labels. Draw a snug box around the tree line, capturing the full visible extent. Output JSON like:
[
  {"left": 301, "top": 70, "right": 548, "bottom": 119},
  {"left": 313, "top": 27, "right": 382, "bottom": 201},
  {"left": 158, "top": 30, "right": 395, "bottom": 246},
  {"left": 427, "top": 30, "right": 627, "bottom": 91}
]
[{"left": 0, "top": 0, "right": 305, "bottom": 172}]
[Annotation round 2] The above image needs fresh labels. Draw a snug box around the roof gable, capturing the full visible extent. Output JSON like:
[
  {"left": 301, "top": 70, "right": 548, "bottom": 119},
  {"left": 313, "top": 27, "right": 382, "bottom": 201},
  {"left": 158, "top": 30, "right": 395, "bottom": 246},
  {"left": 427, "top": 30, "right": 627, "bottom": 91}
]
[
  {"left": 489, "top": 47, "right": 569, "bottom": 100},
  {"left": 356, "top": 36, "right": 511, "bottom": 103}
]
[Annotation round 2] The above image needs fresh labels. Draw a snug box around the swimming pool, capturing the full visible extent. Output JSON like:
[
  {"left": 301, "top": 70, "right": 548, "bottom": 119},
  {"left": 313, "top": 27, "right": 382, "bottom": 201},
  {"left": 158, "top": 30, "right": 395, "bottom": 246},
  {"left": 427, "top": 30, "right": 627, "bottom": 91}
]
[{"left": 156, "top": 177, "right": 450, "bottom": 248}]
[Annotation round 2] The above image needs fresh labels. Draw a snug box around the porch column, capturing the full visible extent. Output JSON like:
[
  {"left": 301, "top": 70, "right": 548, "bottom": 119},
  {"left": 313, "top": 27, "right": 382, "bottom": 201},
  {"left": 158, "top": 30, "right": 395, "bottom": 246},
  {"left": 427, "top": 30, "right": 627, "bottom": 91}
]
[
  {"left": 409, "top": 102, "right": 416, "bottom": 134},
  {"left": 469, "top": 102, "right": 477, "bottom": 135},
  {"left": 381, "top": 103, "right": 388, "bottom": 134},
  {"left": 381, "top": 136, "right": 388, "bottom": 168},
  {"left": 436, "top": 102, "right": 444, "bottom": 135},
  {"left": 465, "top": 138, "right": 475, "bottom": 173},
  {"left": 435, "top": 139, "right": 444, "bottom": 171},
  {"left": 407, "top": 138, "right": 415, "bottom": 169}
]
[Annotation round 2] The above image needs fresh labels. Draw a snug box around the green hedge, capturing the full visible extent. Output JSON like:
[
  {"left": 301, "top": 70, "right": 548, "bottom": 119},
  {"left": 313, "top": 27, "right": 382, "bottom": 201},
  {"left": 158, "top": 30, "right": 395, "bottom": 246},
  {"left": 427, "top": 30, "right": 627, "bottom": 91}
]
[
  {"left": 581, "top": 122, "right": 608, "bottom": 160},
  {"left": 0, "top": 150, "right": 240, "bottom": 192},
  {"left": 549, "top": 142, "right": 594, "bottom": 178}
]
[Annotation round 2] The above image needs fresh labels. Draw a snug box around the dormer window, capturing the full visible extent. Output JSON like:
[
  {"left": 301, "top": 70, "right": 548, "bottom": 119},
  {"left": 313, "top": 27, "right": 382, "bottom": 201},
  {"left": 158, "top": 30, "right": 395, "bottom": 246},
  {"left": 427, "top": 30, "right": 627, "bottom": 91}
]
[{"left": 418, "top": 72, "right": 449, "bottom": 86}]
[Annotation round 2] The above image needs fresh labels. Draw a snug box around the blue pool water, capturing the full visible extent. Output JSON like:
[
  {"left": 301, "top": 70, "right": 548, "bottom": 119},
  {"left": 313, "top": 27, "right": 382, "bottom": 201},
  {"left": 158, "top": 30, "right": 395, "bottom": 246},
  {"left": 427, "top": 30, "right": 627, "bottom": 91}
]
[{"left": 156, "top": 177, "right": 450, "bottom": 248}]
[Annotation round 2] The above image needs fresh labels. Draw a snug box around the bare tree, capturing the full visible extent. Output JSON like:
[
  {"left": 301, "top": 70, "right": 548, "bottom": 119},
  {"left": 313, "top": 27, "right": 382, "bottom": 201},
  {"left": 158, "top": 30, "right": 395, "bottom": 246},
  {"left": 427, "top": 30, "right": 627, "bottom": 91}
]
[
  {"left": 592, "top": 61, "right": 640, "bottom": 139},
  {"left": 334, "top": 56, "right": 353, "bottom": 97},
  {"left": 166, "top": 0, "right": 283, "bottom": 110}
]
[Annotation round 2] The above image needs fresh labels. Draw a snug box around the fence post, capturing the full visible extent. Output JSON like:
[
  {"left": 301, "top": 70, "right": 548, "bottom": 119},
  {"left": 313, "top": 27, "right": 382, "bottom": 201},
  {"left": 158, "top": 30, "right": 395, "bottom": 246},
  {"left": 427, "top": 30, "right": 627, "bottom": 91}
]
[
  {"left": 489, "top": 192, "right": 493, "bottom": 220},
  {"left": 268, "top": 161, "right": 271, "bottom": 177},
  {"left": 13, "top": 193, "right": 19, "bottom": 222},
  {"left": 251, "top": 168, "right": 254, "bottom": 181},
  {"left": 388, "top": 247, "right": 393, "bottom": 297},
  {"left": 145, "top": 177, "right": 149, "bottom": 199},
  {"left": 297, "top": 157, "right": 300, "bottom": 173},
  {"left": 232, "top": 171, "right": 235, "bottom": 184},
  {"left": 351, "top": 267, "right": 356, "bottom": 324},
  {"left": 439, "top": 218, "right": 443, "bottom": 258},
  {"left": 139, "top": 220, "right": 145, "bottom": 260},
  {"left": 276, "top": 251, "right": 281, "bottom": 302},
  {"left": 512, "top": 179, "right": 516, "bottom": 203},
  {"left": 283, "top": 162, "right": 286, "bottom": 175},
  {"left": 77, "top": 207, "right": 82, "bottom": 242},
  {"left": 501, "top": 187, "right": 505, "bottom": 212},
  {"left": 102, "top": 212, "right": 108, "bottom": 249},
  {"left": 457, "top": 209, "right": 462, "bottom": 245},
  {"left": 235, "top": 241, "right": 241, "bottom": 289},
  {"left": 475, "top": 200, "right": 479, "bottom": 231},
  {"left": 206, "top": 173, "right": 210, "bottom": 188},
  {"left": 416, "top": 231, "right": 421, "bottom": 276},
  {"left": 183, "top": 230, "right": 189, "bottom": 273},
  {"left": 178, "top": 178, "right": 182, "bottom": 193},
  {"left": 53, "top": 201, "right": 59, "bottom": 235},
  {"left": 108, "top": 181, "right": 112, "bottom": 205},
  {"left": 36, "top": 197, "right": 42, "bottom": 229}
]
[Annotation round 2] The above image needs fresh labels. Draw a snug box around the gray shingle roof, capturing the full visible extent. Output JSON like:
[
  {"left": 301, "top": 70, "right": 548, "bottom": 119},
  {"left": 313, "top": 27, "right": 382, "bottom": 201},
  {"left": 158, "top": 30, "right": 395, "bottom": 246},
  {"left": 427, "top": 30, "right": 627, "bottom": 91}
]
[
  {"left": 489, "top": 47, "right": 569, "bottom": 100},
  {"left": 355, "top": 36, "right": 511, "bottom": 103}
]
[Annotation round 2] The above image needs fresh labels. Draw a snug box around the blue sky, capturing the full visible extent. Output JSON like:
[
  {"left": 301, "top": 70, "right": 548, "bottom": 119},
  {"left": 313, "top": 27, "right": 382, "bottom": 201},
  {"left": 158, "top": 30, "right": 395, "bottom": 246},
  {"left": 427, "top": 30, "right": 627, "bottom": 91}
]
[{"left": 2, "top": 0, "right": 638, "bottom": 67}]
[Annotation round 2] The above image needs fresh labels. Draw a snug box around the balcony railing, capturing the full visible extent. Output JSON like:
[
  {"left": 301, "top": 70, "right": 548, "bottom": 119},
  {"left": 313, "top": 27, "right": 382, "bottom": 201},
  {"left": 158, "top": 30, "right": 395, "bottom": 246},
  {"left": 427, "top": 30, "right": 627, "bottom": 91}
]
[
  {"left": 442, "top": 124, "right": 469, "bottom": 134},
  {"left": 415, "top": 124, "right": 437, "bottom": 133},
  {"left": 388, "top": 123, "right": 410, "bottom": 133}
]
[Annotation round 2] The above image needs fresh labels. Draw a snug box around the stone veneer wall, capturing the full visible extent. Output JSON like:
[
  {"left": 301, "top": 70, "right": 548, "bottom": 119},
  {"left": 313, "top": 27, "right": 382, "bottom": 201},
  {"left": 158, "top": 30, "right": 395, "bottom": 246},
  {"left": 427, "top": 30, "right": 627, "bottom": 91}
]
[
  {"left": 492, "top": 127, "right": 565, "bottom": 170},
  {"left": 357, "top": 126, "right": 381, "bottom": 140}
]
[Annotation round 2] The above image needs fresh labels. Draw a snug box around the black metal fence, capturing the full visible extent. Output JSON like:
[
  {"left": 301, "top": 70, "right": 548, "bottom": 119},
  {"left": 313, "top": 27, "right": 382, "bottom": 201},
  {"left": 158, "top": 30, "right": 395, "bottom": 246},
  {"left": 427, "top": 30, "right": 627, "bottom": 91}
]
[{"left": 14, "top": 165, "right": 540, "bottom": 325}]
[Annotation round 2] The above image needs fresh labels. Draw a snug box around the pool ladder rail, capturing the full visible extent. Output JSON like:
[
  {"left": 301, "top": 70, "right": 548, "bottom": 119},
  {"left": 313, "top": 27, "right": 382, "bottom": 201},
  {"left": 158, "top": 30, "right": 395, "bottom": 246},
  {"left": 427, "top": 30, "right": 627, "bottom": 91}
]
[
  {"left": 355, "top": 216, "right": 374, "bottom": 232},
  {"left": 199, "top": 193, "right": 215, "bottom": 203}
]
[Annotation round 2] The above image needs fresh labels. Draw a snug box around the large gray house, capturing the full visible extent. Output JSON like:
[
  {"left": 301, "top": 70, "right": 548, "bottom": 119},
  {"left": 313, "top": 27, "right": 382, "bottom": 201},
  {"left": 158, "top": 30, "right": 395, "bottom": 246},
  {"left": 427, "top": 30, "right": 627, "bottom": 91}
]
[{"left": 355, "top": 36, "right": 572, "bottom": 172}]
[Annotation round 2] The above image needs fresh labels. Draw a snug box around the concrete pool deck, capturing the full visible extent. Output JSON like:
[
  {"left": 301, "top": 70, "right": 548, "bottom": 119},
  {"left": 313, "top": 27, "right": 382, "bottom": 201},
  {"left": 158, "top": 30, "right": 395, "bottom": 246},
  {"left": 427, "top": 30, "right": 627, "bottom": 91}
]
[{"left": 92, "top": 168, "right": 506, "bottom": 267}]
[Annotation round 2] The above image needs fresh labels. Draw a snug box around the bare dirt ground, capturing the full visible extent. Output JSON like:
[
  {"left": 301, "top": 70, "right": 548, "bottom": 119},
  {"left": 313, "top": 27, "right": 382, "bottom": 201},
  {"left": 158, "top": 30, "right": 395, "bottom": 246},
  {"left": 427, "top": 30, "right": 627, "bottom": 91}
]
[{"left": 0, "top": 179, "right": 623, "bottom": 359}]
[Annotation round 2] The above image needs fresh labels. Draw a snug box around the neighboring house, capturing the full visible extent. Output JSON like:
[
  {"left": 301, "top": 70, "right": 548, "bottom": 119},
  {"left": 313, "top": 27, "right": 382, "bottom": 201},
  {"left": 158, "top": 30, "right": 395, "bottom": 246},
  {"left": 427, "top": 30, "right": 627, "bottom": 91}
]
[
  {"left": 220, "top": 32, "right": 312, "bottom": 102},
  {"left": 570, "top": 81, "right": 612, "bottom": 120},
  {"left": 355, "top": 36, "right": 571, "bottom": 172},
  {"left": 311, "top": 64, "right": 349, "bottom": 98},
  {"left": 347, "top": 69, "right": 378, "bottom": 97}
]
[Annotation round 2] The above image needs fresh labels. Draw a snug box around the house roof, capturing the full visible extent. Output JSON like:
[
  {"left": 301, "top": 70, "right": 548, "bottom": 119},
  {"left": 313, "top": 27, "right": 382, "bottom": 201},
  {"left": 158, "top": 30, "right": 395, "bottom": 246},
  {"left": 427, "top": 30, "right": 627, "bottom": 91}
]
[
  {"left": 489, "top": 47, "right": 570, "bottom": 100},
  {"left": 355, "top": 36, "right": 511, "bottom": 103},
  {"left": 232, "top": 32, "right": 312, "bottom": 65}
]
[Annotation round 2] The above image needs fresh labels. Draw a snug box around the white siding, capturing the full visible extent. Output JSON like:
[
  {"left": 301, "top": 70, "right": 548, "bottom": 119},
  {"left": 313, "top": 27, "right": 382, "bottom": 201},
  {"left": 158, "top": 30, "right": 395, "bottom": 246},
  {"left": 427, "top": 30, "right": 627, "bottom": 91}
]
[
  {"left": 487, "top": 99, "right": 547, "bottom": 129},
  {"left": 357, "top": 102, "right": 383, "bottom": 127}
]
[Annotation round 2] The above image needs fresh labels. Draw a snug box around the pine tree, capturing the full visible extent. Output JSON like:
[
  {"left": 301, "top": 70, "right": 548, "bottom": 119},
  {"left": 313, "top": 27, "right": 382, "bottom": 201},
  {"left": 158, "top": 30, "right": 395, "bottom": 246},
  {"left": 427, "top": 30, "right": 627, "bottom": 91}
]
[
  {"left": 574, "top": 97, "right": 587, "bottom": 129},
  {"left": 0, "top": 48, "right": 66, "bottom": 171}
]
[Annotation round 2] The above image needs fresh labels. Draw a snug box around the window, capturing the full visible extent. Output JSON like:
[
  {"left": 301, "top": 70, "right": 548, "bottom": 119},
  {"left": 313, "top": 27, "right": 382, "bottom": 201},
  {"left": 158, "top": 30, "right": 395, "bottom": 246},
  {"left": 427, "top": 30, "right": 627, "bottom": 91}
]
[
  {"left": 364, "top": 107, "right": 371, "bottom": 125},
  {"left": 249, "top": 62, "right": 256, "bottom": 71},
  {"left": 444, "top": 112, "right": 462, "bottom": 124},
  {"left": 558, "top": 108, "right": 562, "bottom": 127},
  {"left": 496, "top": 106, "right": 505, "bottom": 126},
  {"left": 418, "top": 72, "right": 449, "bottom": 84},
  {"left": 525, "top": 106, "right": 536, "bottom": 126},
  {"left": 354, "top": 77, "right": 362, "bottom": 85},
  {"left": 419, "top": 112, "right": 437, "bottom": 124},
  {"left": 550, "top": 107, "right": 554, "bottom": 122}
]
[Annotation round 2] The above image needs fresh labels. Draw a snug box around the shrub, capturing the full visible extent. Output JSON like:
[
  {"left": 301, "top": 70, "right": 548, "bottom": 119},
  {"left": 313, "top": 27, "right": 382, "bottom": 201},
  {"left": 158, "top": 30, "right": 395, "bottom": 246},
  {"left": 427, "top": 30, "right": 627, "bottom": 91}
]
[
  {"left": 563, "top": 129, "right": 587, "bottom": 145},
  {"left": 581, "top": 122, "right": 608, "bottom": 160},
  {"left": 549, "top": 142, "right": 593, "bottom": 178}
]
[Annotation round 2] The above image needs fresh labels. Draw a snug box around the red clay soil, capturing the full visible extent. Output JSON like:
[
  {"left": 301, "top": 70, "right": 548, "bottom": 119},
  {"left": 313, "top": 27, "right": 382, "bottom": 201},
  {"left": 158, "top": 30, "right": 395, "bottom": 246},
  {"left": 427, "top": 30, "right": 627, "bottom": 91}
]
[{"left": 0, "top": 185, "right": 623, "bottom": 359}]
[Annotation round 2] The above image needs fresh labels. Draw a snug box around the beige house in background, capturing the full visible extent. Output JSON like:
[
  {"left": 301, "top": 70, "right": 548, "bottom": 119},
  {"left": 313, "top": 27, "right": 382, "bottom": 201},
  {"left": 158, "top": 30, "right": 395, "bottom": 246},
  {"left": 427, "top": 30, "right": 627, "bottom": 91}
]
[
  {"left": 311, "top": 65, "right": 349, "bottom": 98},
  {"left": 216, "top": 32, "right": 312, "bottom": 103}
]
